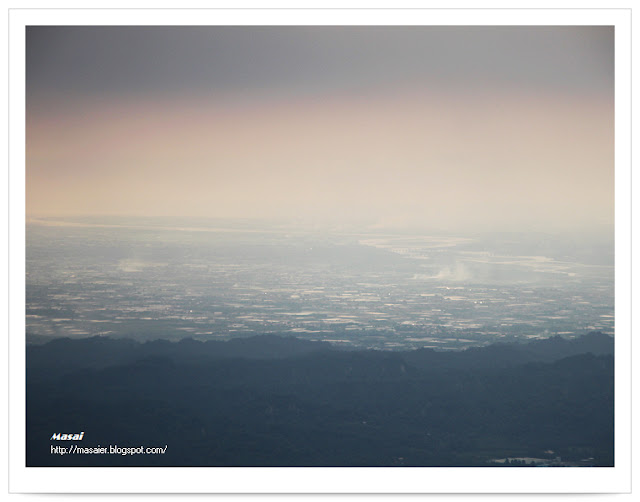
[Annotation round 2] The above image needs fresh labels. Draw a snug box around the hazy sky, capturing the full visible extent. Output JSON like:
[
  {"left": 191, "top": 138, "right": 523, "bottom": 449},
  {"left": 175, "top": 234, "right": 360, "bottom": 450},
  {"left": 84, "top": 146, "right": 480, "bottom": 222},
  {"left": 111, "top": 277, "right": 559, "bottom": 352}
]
[{"left": 26, "top": 26, "right": 614, "bottom": 232}]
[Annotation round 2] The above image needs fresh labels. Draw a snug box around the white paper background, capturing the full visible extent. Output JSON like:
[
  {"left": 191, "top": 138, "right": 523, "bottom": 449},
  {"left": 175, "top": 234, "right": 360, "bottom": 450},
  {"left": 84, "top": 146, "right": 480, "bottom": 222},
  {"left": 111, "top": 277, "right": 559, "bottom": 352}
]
[{"left": 4, "top": 2, "right": 634, "bottom": 498}]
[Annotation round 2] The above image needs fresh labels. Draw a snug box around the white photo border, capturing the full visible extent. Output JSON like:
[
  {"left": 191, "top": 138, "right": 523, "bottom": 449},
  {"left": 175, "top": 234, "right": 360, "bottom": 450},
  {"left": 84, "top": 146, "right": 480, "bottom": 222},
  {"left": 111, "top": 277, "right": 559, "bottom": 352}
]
[{"left": 8, "top": 7, "right": 632, "bottom": 494}]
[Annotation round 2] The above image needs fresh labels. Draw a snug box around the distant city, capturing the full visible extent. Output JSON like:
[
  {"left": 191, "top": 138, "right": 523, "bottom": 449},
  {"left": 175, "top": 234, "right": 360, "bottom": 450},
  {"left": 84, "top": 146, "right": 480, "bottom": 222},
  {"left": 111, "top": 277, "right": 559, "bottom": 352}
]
[{"left": 26, "top": 217, "right": 614, "bottom": 350}]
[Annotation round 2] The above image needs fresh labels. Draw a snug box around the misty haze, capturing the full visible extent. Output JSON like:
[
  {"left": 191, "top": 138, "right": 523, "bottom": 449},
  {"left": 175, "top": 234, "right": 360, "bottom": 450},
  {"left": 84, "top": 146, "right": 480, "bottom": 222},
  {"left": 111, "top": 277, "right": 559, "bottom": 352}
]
[
  {"left": 25, "top": 25, "right": 614, "bottom": 468},
  {"left": 26, "top": 216, "right": 613, "bottom": 350}
]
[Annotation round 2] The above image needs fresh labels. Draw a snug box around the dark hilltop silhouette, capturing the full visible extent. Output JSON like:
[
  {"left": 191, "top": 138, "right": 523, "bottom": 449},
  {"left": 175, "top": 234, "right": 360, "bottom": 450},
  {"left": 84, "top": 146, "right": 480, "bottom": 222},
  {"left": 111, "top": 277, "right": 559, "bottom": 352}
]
[{"left": 27, "top": 332, "right": 614, "bottom": 467}]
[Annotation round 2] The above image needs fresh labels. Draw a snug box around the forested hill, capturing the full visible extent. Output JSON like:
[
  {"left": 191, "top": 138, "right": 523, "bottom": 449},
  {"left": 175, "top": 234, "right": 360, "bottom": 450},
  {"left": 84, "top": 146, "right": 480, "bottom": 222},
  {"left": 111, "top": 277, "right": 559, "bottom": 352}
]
[
  {"left": 27, "top": 332, "right": 614, "bottom": 467},
  {"left": 27, "top": 331, "right": 613, "bottom": 377}
]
